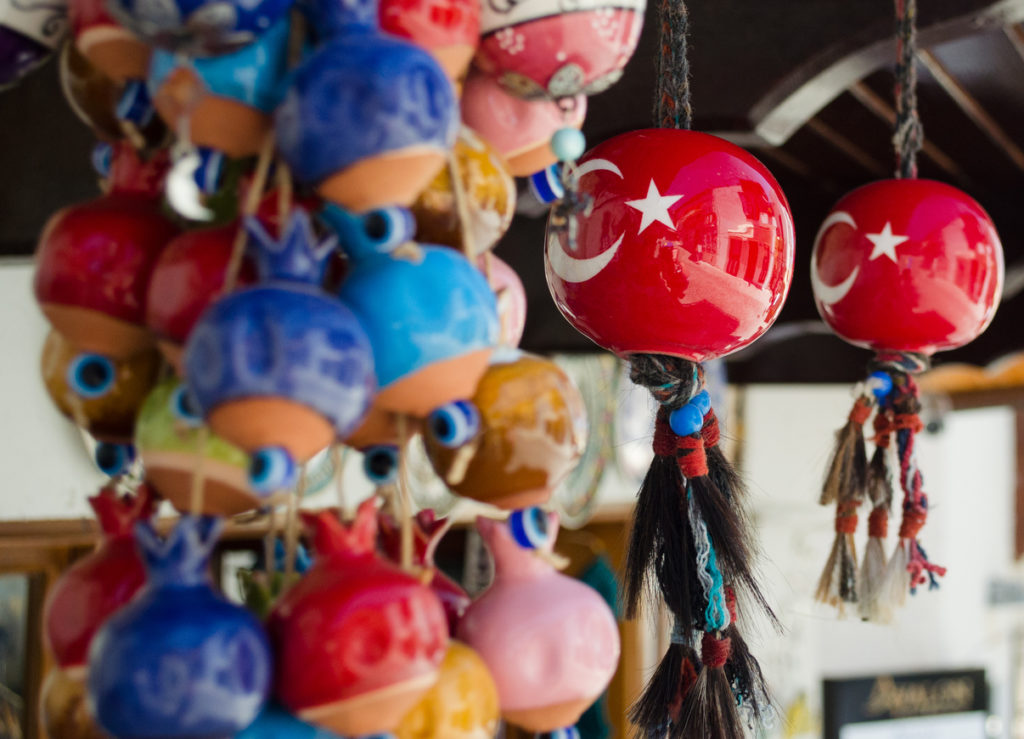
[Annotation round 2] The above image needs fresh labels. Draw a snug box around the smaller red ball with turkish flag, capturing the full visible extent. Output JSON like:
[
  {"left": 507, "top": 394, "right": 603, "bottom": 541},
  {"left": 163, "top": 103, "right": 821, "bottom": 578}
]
[
  {"left": 811, "top": 179, "right": 1004, "bottom": 355},
  {"left": 545, "top": 128, "right": 796, "bottom": 361}
]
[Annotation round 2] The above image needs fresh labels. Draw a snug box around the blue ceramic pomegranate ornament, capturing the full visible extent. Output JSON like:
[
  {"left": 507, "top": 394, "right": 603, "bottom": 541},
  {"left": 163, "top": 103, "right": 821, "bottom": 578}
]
[
  {"left": 323, "top": 204, "right": 497, "bottom": 430},
  {"left": 275, "top": 0, "right": 457, "bottom": 211},
  {"left": 88, "top": 516, "right": 272, "bottom": 738},
  {"left": 183, "top": 209, "right": 375, "bottom": 494}
]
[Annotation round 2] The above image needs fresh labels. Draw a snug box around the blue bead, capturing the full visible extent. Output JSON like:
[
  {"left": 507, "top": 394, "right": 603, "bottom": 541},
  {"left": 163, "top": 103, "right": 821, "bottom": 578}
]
[
  {"left": 91, "top": 143, "right": 113, "bottom": 179},
  {"left": 115, "top": 79, "right": 154, "bottom": 126},
  {"left": 509, "top": 507, "right": 551, "bottom": 550},
  {"left": 868, "top": 371, "right": 893, "bottom": 400},
  {"left": 529, "top": 165, "right": 565, "bottom": 203},
  {"left": 550, "top": 128, "right": 586, "bottom": 162},
  {"left": 691, "top": 390, "right": 711, "bottom": 417},
  {"left": 669, "top": 404, "right": 703, "bottom": 436}
]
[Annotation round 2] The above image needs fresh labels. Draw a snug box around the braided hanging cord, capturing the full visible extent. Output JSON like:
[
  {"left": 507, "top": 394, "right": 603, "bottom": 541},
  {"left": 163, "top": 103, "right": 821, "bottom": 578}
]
[
  {"left": 893, "top": 0, "right": 923, "bottom": 178},
  {"left": 654, "top": 0, "right": 692, "bottom": 130}
]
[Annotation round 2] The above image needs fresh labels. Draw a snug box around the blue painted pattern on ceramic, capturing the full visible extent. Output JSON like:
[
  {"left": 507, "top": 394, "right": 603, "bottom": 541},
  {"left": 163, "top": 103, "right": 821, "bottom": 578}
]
[
  {"left": 109, "top": 0, "right": 293, "bottom": 56},
  {"left": 275, "top": 31, "right": 457, "bottom": 186},
  {"left": 148, "top": 15, "right": 290, "bottom": 111},
  {"left": 323, "top": 205, "right": 498, "bottom": 389},
  {"left": 297, "top": 0, "right": 378, "bottom": 40},
  {"left": 235, "top": 705, "right": 342, "bottom": 738},
  {"left": 88, "top": 517, "right": 272, "bottom": 738},
  {"left": 245, "top": 211, "right": 335, "bottom": 285}
]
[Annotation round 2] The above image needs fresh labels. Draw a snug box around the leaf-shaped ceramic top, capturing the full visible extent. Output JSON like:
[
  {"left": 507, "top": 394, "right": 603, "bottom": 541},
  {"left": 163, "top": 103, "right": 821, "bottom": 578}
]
[
  {"left": 247, "top": 209, "right": 337, "bottom": 286},
  {"left": 134, "top": 515, "right": 223, "bottom": 587},
  {"left": 89, "top": 483, "right": 157, "bottom": 540}
]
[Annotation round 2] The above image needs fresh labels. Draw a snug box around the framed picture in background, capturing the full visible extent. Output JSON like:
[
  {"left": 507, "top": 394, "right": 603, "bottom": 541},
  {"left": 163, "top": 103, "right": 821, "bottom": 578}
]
[{"left": 0, "top": 574, "right": 31, "bottom": 739}]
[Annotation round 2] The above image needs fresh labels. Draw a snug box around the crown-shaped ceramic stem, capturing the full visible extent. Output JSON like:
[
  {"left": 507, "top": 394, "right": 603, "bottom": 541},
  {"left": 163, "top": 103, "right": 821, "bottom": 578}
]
[
  {"left": 477, "top": 513, "right": 559, "bottom": 579},
  {"left": 379, "top": 509, "right": 451, "bottom": 566},
  {"left": 89, "top": 484, "right": 157, "bottom": 540},
  {"left": 134, "top": 516, "right": 224, "bottom": 587},
  {"left": 310, "top": 0, "right": 381, "bottom": 37},
  {"left": 301, "top": 498, "right": 379, "bottom": 559},
  {"left": 246, "top": 209, "right": 336, "bottom": 285},
  {"left": 319, "top": 203, "right": 416, "bottom": 263}
]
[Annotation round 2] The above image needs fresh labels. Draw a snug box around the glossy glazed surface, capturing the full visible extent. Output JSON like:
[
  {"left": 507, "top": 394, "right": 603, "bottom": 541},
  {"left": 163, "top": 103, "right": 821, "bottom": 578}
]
[
  {"left": 393, "top": 641, "right": 500, "bottom": 739},
  {"left": 88, "top": 517, "right": 271, "bottom": 738},
  {"left": 480, "top": 254, "right": 526, "bottom": 346},
  {"left": 461, "top": 71, "right": 584, "bottom": 176},
  {"left": 476, "top": 2, "right": 643, "bottom": 100},
  {"left": 411, "top": 125, "right": 515, "bottom": 256},
  {"left": 424, "top": 353, "right": 585, "bottom": 508},
  {"left": 275, "top": 32, "right": 457, "bottom": 187},
  {"left": 41, "top": 330, "right": 160, "bottom": 441},
  {"left": 269, "top": 504, "right": 448, "bottom": 734},
  {"left": 44, "top": 486, "right": 154, "bottom": 669},
  {"left": 185, "top": 284, "right": 375, "bottom": 439},
  {"left": 380, "top": 0, "right": 479, "bottom": 55},
  {"left": 457, "top": 515, "right": 619, "bottom": 731},
  {"left": 545, "top": 128, "right": 795, "bottom": 361},
  {"left": 811, "top": 178, "right": 1003, "bottom": 355}
]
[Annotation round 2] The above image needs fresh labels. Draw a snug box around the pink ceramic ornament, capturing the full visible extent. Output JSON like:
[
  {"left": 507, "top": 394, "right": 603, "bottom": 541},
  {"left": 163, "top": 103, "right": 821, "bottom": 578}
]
[
  {"left": 479, "top": 253, "right": 526, "bottom": 346},
  {"left": 268, "top": 500, "right": 449, "bottom": 736},
  {"left": 457, "top": 514, "right": 619, "bottom": 732},
  {"left": 461, "top": 70, "right": 585, "bottom": 177}
]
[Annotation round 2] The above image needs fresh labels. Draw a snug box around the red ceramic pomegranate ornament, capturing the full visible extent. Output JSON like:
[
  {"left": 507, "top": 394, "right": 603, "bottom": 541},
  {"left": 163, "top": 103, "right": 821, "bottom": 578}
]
[
  {"left": 380, "top": 0, "right": 479, "bottom": 83},
  {"left": 268, "top": 500, "right": 449, "bottom": 736},
  {"left": 35, "top": 143, "right": 177, "bottom": 359}
]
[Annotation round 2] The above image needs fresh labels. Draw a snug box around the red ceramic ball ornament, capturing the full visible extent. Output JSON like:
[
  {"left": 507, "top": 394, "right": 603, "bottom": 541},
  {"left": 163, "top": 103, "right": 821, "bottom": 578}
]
[
  {"left": 545, "top": 128, "right": 795, "bottom": 361},
  {"left": 811, "top": 178, "right": 1003, "bottom": 355},
  {"left": 44, "top": 485, "right": 155, "bottom": 671},
  {"left": 380, "top": 0, "right": 480, "bottom": 83},
  {"left": 268, "top": 500, "right": 449, "bottom": 736}
]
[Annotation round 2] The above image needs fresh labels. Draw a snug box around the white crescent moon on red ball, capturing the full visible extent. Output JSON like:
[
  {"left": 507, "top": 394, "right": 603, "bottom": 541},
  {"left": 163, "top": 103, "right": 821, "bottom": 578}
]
[
  {"left": 810, "top": 211, "right": 859, "bottom": 308},
  {"left": 546, "top": 158, "right": 626, "bottom": 284}
]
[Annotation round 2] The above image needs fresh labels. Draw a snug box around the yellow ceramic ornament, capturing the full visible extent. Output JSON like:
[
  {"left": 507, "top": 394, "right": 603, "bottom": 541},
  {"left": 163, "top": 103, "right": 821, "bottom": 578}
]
[
  {"left": 411, "top": 126, "right": 515, "bottom": 257},
  {"left": 394, "top": 641, "right": 500, "bottom": 739}
]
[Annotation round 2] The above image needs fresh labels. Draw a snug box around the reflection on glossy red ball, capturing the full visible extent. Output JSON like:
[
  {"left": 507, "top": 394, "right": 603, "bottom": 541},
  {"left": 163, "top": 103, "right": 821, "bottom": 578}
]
[
  {"left": 811, "top": 179, "right": 1003, "bottom": 355},
  {"left": 545, "top": 129, "right": 795, "bottom": 361}
]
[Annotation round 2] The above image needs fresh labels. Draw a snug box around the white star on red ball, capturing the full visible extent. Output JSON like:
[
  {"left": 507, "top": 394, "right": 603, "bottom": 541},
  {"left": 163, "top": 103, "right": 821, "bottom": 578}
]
[
  {"left": 625, "top": 179, "right": 682, "bottom": 234},
  {"left": 866, "top": 222, "right": 909, "bottom": 264}
]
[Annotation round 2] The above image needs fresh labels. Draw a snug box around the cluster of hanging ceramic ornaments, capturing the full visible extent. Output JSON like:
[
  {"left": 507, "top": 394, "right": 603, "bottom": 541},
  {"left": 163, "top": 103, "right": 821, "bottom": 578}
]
[{"left": 26, "top": 0, "right": 647, "bottom": 733}]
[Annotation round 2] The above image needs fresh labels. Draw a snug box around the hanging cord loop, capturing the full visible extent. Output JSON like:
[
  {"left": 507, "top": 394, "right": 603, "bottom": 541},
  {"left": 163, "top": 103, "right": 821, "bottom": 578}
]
[
  {"left": 893, "top": 0, "right": 923, "bottom": 178},
  {"left": 654, "top": 0, "right": 692, "bottom": 130}
]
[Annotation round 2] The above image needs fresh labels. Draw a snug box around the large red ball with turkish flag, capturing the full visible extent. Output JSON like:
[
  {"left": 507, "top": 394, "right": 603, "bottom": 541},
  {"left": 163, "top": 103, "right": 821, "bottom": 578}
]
[
  {"left": 545, "top": 128, "right": 795, "bottom": 361},
  {"left": 811, "top": 179, "right": 1003, "bottom": 355}
]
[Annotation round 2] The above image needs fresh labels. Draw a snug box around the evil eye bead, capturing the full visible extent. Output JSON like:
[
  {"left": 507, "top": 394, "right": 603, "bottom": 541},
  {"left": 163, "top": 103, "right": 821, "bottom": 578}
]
[
  {"left": 362, "top": 207, "right": 416, "bottom": 254},
  {"left": 193, "top": 147, "right": 226, "bottom": 195},
  {"left": 95, "top": 442, "right": 136, "bottom": 476},
  {"left": 509, "top": 506, "right": 551, "bottom": 550},
  {"left": 691, "top": 389, "right": 711, "bottom": 418},
  {"left": 170, "top": 385, "right": 204, "bottom": 427},
  {"left": 248, "top": 447, "right": 297, "bottom": 495},
  {"left": 550, "top": 127, "right": 586, "bottom": 162},
  {"left": 115, "top": 80, "right": 155, "bottom": 126},
  {"left": 428, "top": 400, "right": 480, "bottom": 448},
  {"left": 868, "top": 370, "right": 894, "bottom": 401},
  {"left": 363, "top": 445, "right": 399, "bottom": 486},
  {"left": 668, "top": 403, "right": 703, "bottom": 437},
  {"left": 91, "top": 143, "right": 114, "bottom": 179},
  {"left": 529, "top": 165, "right": 565, "bottom": 204},
  {"left": 67, "top": 353, "right": 116, "bottom": 399}
]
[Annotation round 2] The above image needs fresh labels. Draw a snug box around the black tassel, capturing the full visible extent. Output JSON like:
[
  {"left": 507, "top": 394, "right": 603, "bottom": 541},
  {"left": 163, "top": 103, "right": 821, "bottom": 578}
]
[
  {"left": 724, "top": 624, "right": 772, "bottom": 726},
  {"left": 821, "top": 396, "right": 872, "bottom": 506},
  {"left": 675, "top": 633, "right": 742, "bottom": 739},
  {"left": 629, "top": 641, "right": 700, "bottom": 733}
]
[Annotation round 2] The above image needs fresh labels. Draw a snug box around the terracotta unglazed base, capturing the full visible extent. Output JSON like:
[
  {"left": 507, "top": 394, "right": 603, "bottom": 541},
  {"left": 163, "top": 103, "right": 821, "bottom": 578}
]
[
  {"left": 41, "top": 668, "right": 111, "bottom": 739},
  {"left": 506, "top": 143, "right": 558, "bottom": 178},
  {"left": 299, "top": 672, "right": 439, "bottom": 737},
  {"left": 464, "top": 487, "right": 552, "bottom": 511},
  {"left": 318, "top": 149, "right": 446, "bottom": 211},
  {"left": 157, "top": 340, "right": 184, "bottom": 376},
  {"left": 503, "top": 696, "right": 595, "bottom": 733},
  {"left": 344, "top": 404, "right": 404, "bottom": 450},
  {"left": 142, "top": 452, "right": 256, "bottom": 516},
  {"left": 433, "top": 44, "right": 475, "bottom": 88},
  {"left": 77, "top": 31, "right": 150, "bottom": 83},
  {"left": 154, "top": 68, "right": 271, "bottom": 158},
  {"left": 376, "top": 348, "right": 493, "bottom": 417},
  {"left": 41, "top": 303, "right": 153, "bottom": 359},
  {"left": 208, "top": 398, "right": 334, "bottom": 459}
]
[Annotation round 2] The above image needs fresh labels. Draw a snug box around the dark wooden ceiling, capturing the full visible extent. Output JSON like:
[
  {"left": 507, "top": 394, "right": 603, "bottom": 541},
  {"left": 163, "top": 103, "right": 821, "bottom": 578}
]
[{"left": 3, "top": 0, "right": 1024, "bottom": 382}]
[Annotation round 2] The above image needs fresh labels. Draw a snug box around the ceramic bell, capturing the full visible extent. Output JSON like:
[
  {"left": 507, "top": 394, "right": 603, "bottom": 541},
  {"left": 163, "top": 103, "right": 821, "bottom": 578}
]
[
  {"left": 461, "top": 71, "right": 585, "bottom": 177},
  {"left": 150, "top": 14, "right": 291, "bottom": 193},
  {"left": 379, "top": 510, "right": 471, "bottom": 636},
  {"left": 34, "top": 143, "right": 177, "bottom": 359},
  {"left": 135, "top": 379, "right": 256, "bottom": 515},
  {"left": 236, "top": 705, "right": 344, "bottom": 738},
  {"left": 268, "top": 501, "right": 449, "bottom": 736},
  {"left": 458, "top": 514, "right": 619, "bottom": 732},
  {"left": 184, "top": 209, "right": 375, "bottom": 494},
  {"left": 145, "top": 221, "right": 257, "bottom": 372},
  {"left": 393, "top": 641, "right": 500, "bottom": 739},
  {"left": 379, "top": 0, "right": 479, "bottom": 83},
  {"left": 475, "top": 0, "right": 644, "bottom": 101},
  {"left": 325, "top": 204, "right": 498, "bottom": 420},
  {"left": 275, "top": 0, "right": 457, "bottom": 211},
  {"left": 479, "top": 253, "right": 526, "bottom": 347},
  {"left": 424, "top": 351, "right": 585, "bottom": 510},
  {"left": 107, "top": 0, "right": 292, "bottom": 55},
  {"left": 410, "top": 125, "right": 515, "bottom": 256},
  {"left": 41, "top": 328, "right": 159, "bottom": 450},
  {"left": 0, "top": 0, "right": 67, "bottom": 89},
  {"left": 88, "top": 516, "right": 272, "bottom": 737}
]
